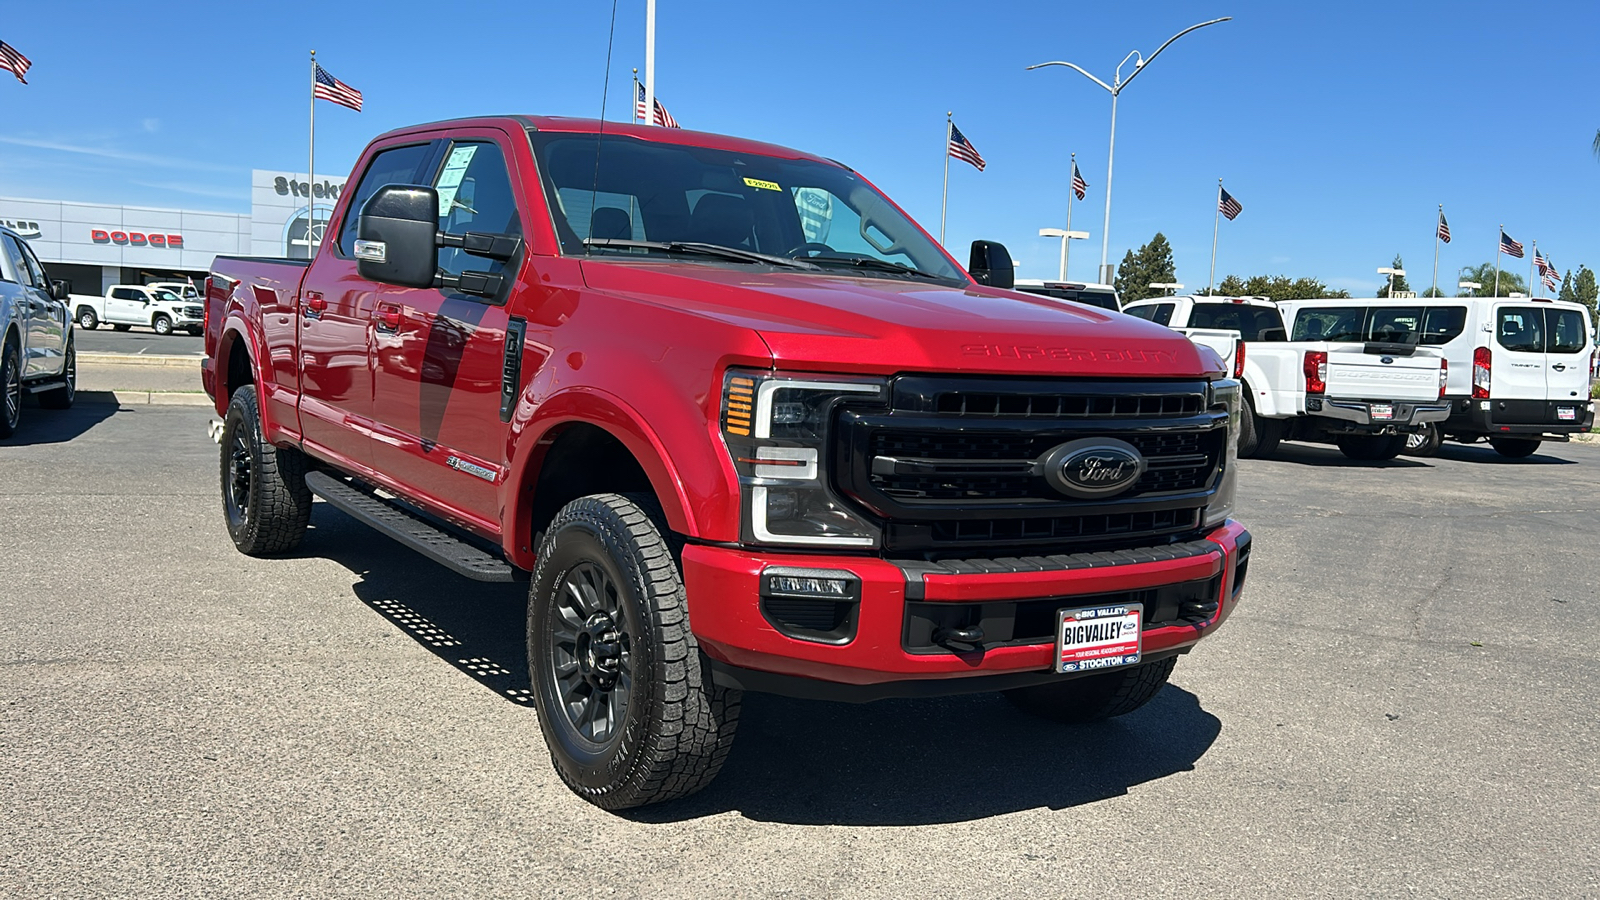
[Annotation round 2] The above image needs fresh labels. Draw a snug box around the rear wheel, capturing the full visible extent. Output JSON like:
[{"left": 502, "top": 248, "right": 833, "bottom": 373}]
[
  {"left": 37, "top": 336, "right": 75, "bottom": 410},
  {"left": 528, "top": 493, "right": 740, "bottom": 810},
  {"left": 1237, "top": 394, "right": 1281, "bottom": 458},
  {"left": 1489, "top": 437, "right": 1541, "bottom": 458},
  {"left": 152, "top": 315, "right": 173, "bottom": 336},
  {"left": 1005, "top": 657, "right": 1178, "bottom": 724},
  {"left": 1402, "top": 424, "right": 1442, "bottom": 457},
  {"left": 0, "top": 339, "right": 20, "bottom": 439},
  {"left": 1336, "top": 433, "right": 1407, "bottom": 460},
  {"left": 220, "top": 385, "right": 312, "bottom": 554},
  {"left": 76, "top": 307, "right": 99, "bottom": 330}
]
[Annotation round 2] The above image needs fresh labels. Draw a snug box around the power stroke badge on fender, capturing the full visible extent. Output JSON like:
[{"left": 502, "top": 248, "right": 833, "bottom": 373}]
[{"left": 1039, "top": 437, "right": 1146, "bottom": 499}]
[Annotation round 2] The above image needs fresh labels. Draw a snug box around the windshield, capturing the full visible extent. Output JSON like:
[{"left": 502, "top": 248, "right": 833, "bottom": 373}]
[{"left": 530, "top": 133, "right": 965, "bottom": 283}]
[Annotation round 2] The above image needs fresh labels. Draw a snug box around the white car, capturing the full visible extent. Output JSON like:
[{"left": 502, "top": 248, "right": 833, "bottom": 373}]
[
  {"left": 1277, "top": 297, "right": 1594, "bottom": 457},
  {"left": 1123, "top": 295, "right": 1450, "bottom": 460},
  {"left": 73, "top": 284, "right": 204, "bottom": 336}
]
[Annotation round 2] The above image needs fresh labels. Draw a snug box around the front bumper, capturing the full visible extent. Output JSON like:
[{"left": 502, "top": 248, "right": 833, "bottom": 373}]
[
  {"left": 681, "top": 520, "right": 1250, "bottom": 699},
  {"left": 1309, "top": 398, "right": 1451, "bottom": 431}
]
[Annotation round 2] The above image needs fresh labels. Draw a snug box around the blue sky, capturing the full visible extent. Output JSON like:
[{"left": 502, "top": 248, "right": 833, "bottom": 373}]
[{"left": 2, "top": 0, "right": 1596, "bottom": 293}]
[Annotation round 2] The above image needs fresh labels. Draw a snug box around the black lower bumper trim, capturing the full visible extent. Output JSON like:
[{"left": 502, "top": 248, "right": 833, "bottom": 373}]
[{"left": 706, "top": 649, "right": 1186, "bottom": 703}]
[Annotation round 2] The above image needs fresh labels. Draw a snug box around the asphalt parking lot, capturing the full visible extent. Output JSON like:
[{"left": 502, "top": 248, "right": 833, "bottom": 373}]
[
  {"left": 3, "top": 405, "right": 1598, "bottom": 898},
  {"left": 75, "top": 326, "right": 204, "bottom": 357}
]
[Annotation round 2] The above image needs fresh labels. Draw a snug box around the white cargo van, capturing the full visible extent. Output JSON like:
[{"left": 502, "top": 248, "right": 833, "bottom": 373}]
[{"left": 1277, "top": 297, "right": 1594, "bottom": 458}]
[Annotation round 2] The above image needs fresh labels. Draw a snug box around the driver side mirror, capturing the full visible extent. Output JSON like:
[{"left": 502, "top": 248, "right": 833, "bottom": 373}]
[
  {"left": 355, "top": 184, "right": 524, "bottom": 301},
  {"left": 50, "top": 280, "right": 69, "bottom": 301},
  {"left": 968, "top": 240, "right": 1014, "bottom": 290}
]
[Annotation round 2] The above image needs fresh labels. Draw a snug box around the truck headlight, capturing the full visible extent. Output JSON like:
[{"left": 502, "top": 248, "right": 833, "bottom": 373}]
[
  {"left": 1204, "top": 379, "right": 1240, "bottom": 529},
  {"left": 719, "top": 369, "right": 885, "bottom": 548}
]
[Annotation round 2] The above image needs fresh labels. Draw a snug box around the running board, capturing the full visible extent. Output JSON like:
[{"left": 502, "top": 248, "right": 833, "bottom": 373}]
[{"left": 304, "top": 470, "right": 520, "bottom": 583}]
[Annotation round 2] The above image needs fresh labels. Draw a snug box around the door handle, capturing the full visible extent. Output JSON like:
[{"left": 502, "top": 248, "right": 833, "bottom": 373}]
[
  {"left": 302, "top": 291, "right": 326, "bottom": 318},
  {"left": 1552, "top": 363, "right": 1566, "bottom": 371},
  {"left": 375, "top": 303, "right": 402, "bottom": 331}
]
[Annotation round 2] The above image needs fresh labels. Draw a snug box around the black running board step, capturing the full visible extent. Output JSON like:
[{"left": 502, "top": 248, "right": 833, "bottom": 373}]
[{"left": 304, "top": 470, "right": 520, "bottom": 583}]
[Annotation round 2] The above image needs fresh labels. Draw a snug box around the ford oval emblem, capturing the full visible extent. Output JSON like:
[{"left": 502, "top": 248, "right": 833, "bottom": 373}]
[
  {"left": 1040, "top": 437, "right": 1147, "bottom": 499},
  {"left": 1381, "top": 356, "right": 1395, "bottom": 364}
]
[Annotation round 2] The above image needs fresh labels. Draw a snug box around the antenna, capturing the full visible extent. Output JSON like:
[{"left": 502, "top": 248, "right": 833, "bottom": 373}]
[{"left": 588, "top": 0, "right": 620, "bottom": 255}]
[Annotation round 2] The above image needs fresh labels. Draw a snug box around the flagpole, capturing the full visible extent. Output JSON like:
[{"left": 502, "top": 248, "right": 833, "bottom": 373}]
[
  {"left": 1063, "top": 153, "right": 1074, "bottom": 282},
  {"left": 644, "top": 0, "right": 656, "bottom": 127},
  {"left": 309, "top": 49, "right": 316, "bottom": 261},
  {"left": 1208, "top": 179, "right": 1222, "bottom": 295},
  {"left": 1494, "top": 226, "right": 1503, "bottom": 297},
  {"left": 1431, "top": 204, "right": 1441, "bottom": 298},
  {"left": 1529, "top": 241, "right": 1536, "bottom": 298},
  {"left": 939, "top": 113, "right": 951, "bottom": 247},
  {"left": 632, "top": 68, "right": 640, "bottom": 124}
]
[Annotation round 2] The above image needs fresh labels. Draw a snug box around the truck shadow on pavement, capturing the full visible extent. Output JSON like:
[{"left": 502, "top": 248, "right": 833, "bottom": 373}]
[
  {"left": 1264, "top": 442, "right": 1431, "bottom": 468},
  {"left": 3, "top": 397, "right": 121, "bottom": 446},
  {"left": 1434, "top": 443, "right": 1577, "bottom": 465},
  {"left": 302, "top": 502, "right": 1223, "bottom": 826}
]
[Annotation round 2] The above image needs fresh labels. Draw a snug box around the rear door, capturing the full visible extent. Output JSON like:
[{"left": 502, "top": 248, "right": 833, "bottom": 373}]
[
  {"left": 1489, "top": 304, "right": 1547, "bottom": 400},
  {"left": 106, "top": 288, "right": 143, "bottom": 324},
  {"left": 367, "top": 130, "right": 524, "bottom": 529},
  {"left": 1543, "top": 306, "right": 1591, "bottom": 411}
]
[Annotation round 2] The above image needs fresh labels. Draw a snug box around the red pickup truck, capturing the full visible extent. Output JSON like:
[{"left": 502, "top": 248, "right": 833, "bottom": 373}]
[{"left": 203, "top": 115, "right": 1251, "bottom": 809}]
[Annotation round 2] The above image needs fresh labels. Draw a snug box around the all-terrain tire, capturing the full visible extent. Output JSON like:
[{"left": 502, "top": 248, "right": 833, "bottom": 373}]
[
  {"left": 76, "top": 307, "right": 99, "bottom": 330},
  {"left": 1489, "top": 437, "right": 1541, "bottom": 458},
  {"left": 528, "top": 493, "right": 740, "bottom": 810},
  {"left": 153, "top": 315, "right": 173, "bottom": 336},
  {"left": 220, "top": 385, "right": 312, "bottom": 554},
  {"left": 1005, "top": 656, "right": 1178, "bottom": 724},
  {"left": 37, "top": 336, "right": 75, "bottom": 410},
  {"left": 0, "top": 338, "right": 20, "bottom": 439},
  {"left": 1336, "top": 433, "right": 1407, "bottom": 460}
]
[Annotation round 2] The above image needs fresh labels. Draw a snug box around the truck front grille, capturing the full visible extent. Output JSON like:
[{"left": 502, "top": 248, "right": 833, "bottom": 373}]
[{"left": 834, "top": 375, "right": 1226, "bottom": 557}]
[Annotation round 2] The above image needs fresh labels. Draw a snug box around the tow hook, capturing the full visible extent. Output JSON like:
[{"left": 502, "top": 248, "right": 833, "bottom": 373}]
[{"left": 932, "top": 625, "right": 985, "bottom": 650}]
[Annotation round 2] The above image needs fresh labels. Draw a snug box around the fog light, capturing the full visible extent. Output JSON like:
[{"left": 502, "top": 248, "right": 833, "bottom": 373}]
[{"left": 761, "top": 566, "right": 860, "bottom": 600}]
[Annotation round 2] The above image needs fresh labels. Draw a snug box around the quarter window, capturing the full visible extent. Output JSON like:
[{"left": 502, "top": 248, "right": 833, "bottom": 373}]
[
  {"left": 338, "top": 142, "right": 434, "bottom": 256},
  {"left": 433, "top": 141, "right": 522, "bottom": 283}
]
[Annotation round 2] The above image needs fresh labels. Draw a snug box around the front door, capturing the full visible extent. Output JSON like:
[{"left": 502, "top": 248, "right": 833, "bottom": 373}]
[
  {"left": 296, "top": 140, "right": 437, "bottom": 473},
  {"left": 368, "top": 131, "right": 524, "bottom": 530},
  {"left": 1, "top": 235, "right": 62, "bottom": 377}
]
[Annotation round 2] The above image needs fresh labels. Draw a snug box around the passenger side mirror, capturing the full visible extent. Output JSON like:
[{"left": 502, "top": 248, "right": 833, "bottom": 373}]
[
  {"left": 356, "top": 184, "right": 525, "bottom": 299},
  {"left": 968, "top": 240, "right": 1014, "bottom": 290}
]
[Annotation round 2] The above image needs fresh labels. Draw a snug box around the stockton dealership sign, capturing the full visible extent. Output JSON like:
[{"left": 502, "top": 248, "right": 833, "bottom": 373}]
[{"left": 90, "top": 229, "right": 184, "bottom": 248}]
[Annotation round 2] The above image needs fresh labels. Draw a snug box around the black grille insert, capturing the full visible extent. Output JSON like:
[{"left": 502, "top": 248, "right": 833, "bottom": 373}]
[{"left": 934, "top": 391, "right": 1203, "bottom": 419}]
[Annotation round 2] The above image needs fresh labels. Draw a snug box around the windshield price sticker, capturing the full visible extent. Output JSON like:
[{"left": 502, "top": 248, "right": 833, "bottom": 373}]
[
  {"left": 742, "top": 176, "right": 781, "bottom": 192},
  {"left": 1370, "top": 403, "right": 1394, "bottom": 421},
  {"left": 1056, "top": 603, "right": 1142, "bottom": 673}
]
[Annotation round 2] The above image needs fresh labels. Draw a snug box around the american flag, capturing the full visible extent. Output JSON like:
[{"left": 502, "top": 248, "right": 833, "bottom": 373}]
[
  {"left": 1535, "top": 250, "right": 1555, "bottom": 277},
  {"left": 314, "top": 64, "right": 362, "bottom": 112},
  {"left": 1070, "top": 161, "right": 1087, "bottom": 200},
  {"left": 635, "top": 82, "right": 680, "bottom": 128},
  {"left": 1542, "top": 268, "right": 1560, "bottom": 292},
  {"left": 1499, "top": 230, "right": 1524, "bottom": 259},
  {"left": 1219, "top": 186, "right": 1242, "bottom": 221},
  {"left": 947, "top": 121, "right": 986, "bottom": 172},
  {"left": 0, "top": 40, "right": 30, "bottom": 85},
  {"left": 1437, "top": 211, "right": 1451, "bottom": 244}
]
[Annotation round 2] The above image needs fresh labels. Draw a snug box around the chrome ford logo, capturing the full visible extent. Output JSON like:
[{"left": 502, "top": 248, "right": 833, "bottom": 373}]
[{"left": 1040, "top": 438, "right": 1146, "bottom": 499}]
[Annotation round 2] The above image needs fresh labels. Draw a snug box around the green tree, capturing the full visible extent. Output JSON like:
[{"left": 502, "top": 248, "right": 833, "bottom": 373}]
[
  {"left": 1207, "top": 273, "right": 1348, "bottom": 301},
  {"left": 1375, "top": 254, "right": 1411, "bottom": 297},
  {"left": 1457, "top": 262, "right": 1526, "bottom": 297},
  {"left": 1558, "top": 270, "right": 1576, "bottom": 304},
  {"left": 1113, "top": 233, "right": 1176, "bottom": 304},
  {"left": 1573, "top": 265, "right": 1598, "bottom": 323}
]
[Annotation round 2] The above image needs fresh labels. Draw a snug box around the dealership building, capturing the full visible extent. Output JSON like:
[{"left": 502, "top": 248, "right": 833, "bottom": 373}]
[{"left": 0, "top": 169, "right": 347, "bottom": 295}]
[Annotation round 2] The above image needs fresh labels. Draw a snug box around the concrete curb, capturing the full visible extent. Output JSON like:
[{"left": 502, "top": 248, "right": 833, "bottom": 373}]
[
  {"left": 79, "top": 352, "right": 203, "bottom": 367},
  {"left": 77, "top": 390, "right": 213, "bottom": 407}
]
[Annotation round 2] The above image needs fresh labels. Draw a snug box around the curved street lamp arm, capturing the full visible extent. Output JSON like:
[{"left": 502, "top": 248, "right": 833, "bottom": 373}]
[
  {"left": 1025, "top": 60, "right": 1114, "bottom": 94},
  {"left": 1118, "top": 16, "right": 1233, "bottom": 91}
]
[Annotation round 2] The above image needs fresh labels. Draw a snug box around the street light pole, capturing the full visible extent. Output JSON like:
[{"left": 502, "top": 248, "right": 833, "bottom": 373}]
[{"left": 1029, "top": 17, "right": 1232, "bottom": 285}]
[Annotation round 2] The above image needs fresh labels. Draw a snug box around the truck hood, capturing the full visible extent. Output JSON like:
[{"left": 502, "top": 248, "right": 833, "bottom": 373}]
[{"left": 579, "top": 260, "right": 1212, "bottom": 378}]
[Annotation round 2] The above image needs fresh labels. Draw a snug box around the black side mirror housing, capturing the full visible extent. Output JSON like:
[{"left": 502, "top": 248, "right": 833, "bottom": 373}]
[
  {"left": 357, "top": 185, "right": 441, "bottom": 289},
  {"left": 968, "top": 240, "right": 1014, "bottom": 290},
  {"left": 50, "top": 280, "right": 69, "bottom": 301}
]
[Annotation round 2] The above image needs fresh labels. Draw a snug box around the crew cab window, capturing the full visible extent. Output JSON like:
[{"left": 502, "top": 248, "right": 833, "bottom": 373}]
[
  {"left": 1496, "top": 308, "right": 1543, "bottom": 353},
  {"left": 111, "top": 288, "right": 138, "bottom": 301},
  {"left": 1188, "top": 304, "right": 1284, "bottom": 341},
  {"left": 1125, "top": 303, "right": 1173, "bottom": 325},
  {"left": 338, "top": 142, "right": 434, "bottom": 257},
  {"left": 2, "top": 236, "right": 38, "bottom": 288},
  {"left": 1292, "top": 307, "right": 1365, "bottom": 342},
  {"left": 1418, "top": 306, "right": 1467, "bottom": 345},
  {"left": 1548, "top": 310, "right": 1588, "bottom": 354},
  {"left": 433, "top": 141, "right": 521, "bottom": 283}
]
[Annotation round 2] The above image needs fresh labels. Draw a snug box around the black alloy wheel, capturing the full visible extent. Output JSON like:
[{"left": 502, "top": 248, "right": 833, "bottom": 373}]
[
  {"left": 225, "top": 418, "right": 254, "bottom": 531},
  {"left": 39, "top": 337, "right": 76, "bottom": 409},
  {"left": 0, "top": 340, "right": 20, "bottom": 438},
  {"left": 219, "top": 385, "right": 312, "bottom": 554},
  {"left": 549, "top": 561, "right": 634, "bottom": 746}
]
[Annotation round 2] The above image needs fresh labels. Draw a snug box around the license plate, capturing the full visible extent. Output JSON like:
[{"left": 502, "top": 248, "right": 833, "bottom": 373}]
[
  {"left": 1557, "top": 407, "right": 1576, "bottom": 421},
  {"left": 1055, "top": 603, "right": 1142, "bottom": 673},
  {"left": 1370, "top": 403, "right": 1394, "bottom": 421}
]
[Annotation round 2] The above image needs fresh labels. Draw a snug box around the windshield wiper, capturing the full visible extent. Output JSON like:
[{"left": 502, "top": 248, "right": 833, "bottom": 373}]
[
  {"left": 804, "top": 255, "right": 945, "bottom": 281},
  {"left": 583, "top": 238, "right": 816, "bottom": 270}
]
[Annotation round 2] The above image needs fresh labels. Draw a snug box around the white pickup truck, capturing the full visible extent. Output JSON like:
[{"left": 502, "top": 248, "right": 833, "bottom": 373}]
[
  {"left": 1122, "top": 296, "right": 1450, "bottom": 460},
  {"left": 73, "top": 284, "right": 204, "bottom": 336}
]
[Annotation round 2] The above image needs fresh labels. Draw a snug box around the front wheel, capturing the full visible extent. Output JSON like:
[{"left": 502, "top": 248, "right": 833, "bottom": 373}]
[
  {"left": 528, "top": 493, "right": 740, "bottom": 810},
  {"left": 152, "top": 315, "right": 173, "bottom": 336},
  {"left": 0, "top": 339, "right": 20, "bottom": 439},
  {"left": 1336, "top": 433, "right": 1407, "bottom": 460},
  {"left": 220, "top": 385, "right": 312, "bottom": 554},
  {"left": 1402, "top": 424, "right": 1442, "bottom": 457},
  {"left": 1489, "top": 437, "right": 1541, "bottom": 458},
  {"left": 1005, "top": 657, "right": 1178, "bottom": 724},
  {"left": 77, "top": 308, "right": 99, "bottom": 330},
  {"left": 37, "top": 336, "right": 75, "bottom": 410}
]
